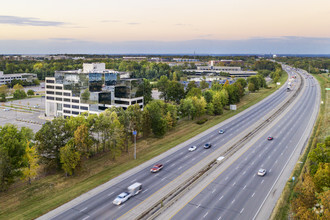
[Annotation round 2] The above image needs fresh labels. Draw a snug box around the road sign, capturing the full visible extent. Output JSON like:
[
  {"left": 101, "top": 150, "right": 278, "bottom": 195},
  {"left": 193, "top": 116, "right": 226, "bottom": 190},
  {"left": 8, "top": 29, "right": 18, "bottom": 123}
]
[
  {"left": 133, "top": 130, "right": 137, "bottom": 136},
  {"left": 292, "top": 176, "right": 295, "bottom": 181}
]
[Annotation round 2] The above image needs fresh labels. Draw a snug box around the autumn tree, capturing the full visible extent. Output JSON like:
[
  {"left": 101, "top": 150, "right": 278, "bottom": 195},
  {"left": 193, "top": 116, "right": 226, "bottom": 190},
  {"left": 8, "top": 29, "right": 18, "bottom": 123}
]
[
  {"left": 21, "top": 142, "right": 39, "bottom": 185},
  {"left": 60, "top": 140, "right": 81, "bottom": 176}
]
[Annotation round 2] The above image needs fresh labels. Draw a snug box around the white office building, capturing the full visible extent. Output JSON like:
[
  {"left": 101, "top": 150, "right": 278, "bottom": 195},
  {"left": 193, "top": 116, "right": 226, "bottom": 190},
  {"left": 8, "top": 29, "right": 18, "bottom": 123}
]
[
  {"left": 0, "top": 71, "right": 37, "bottom": 85},
  {"left": 45, "top": 63, "right": 143, "bottom": 118}
]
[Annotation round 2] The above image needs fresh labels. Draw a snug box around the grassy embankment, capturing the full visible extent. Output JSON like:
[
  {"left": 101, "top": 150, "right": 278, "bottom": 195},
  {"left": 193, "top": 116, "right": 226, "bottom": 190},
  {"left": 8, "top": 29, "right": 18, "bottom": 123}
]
[
  {"left": 0, "top": 74, "right": 288, "bottom": 220},
  {"left": 270, "top": 73, "right": 329, "bottom": 220}
]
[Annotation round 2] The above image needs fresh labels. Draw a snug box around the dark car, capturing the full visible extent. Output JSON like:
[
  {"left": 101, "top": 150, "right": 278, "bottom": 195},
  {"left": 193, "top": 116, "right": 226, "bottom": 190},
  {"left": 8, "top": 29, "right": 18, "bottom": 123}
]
[
  {"left": 267, "top": 136, "right": 273, "bottom": 141},
  {"left": 150, "top": 164, "right": 163, "bottom": 173},
  {"left": 204, "top": 143, "right": 212, "bottom": 149}
]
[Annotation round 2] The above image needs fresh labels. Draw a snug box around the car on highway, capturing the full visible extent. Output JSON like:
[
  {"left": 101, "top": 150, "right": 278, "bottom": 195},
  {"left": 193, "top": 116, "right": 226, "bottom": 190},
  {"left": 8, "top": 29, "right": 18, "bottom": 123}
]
[
  {"left": 219, "top": 129, "right": 225, "bottom": 134},
  {"left": 188, "top": 146, "right": 197, "bottom": 152},
  {"left": 204, "top": 143, "right": 212, "bottom": 149},
  {"left": 267, "top": 136, "right": 273, "bottom": 141},
  {"left": 3, "top": 108, "right": 10, "bottom": 111},
  {"left": 150, "top": 164, "right": 163, "bottom": 173},
  {"left": 113, "top": 192, "right": 131, "bottom": 205},
  {"left": 257, "top": 169, "right": 267, "bottom": 176}
]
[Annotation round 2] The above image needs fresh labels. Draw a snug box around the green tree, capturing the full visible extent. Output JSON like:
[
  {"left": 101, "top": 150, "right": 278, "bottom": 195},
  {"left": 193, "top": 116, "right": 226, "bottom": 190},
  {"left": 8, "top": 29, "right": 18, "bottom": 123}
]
[
  {"left": 236, "top": 78, "right": 247, "bottom": 88},
  {"left": 0, "top": 124, "right": 33, "bottom": 191},
  {"left": 21, "top": 143, "right": 39, "bottom": 185},
  {"left": 142, "top": 108, "right": 152, "bottom": 138},
  {"left": 0, "top": 85, "right": 9, "bottom": 96},
  {"left": 186, "top": 81, "right": 197, "bottom": 95},
  {"left": 212, "top": 92, "right": 223, "bottom": 115},
  {"left": 313, "top": 163, "right": 330, "bottom": 192},
  {"left": 308, "top": 143, "right": 330, "bottom": 174},
  {"left": 248, "top": 83, "right": 256, "bottom": 92},
  {"left": 219, "top": 89, "right": 229, "bottom": 106},
  {"left": 0, "top": 93, "right": 6, "bottom": 102},
  {"left": 136, "top": 78, "right": 153, "bottom": 105},
  {"left": 27, "top": 89, "right": 34, "bottom": 96},
  {"left": 211, "top": 81, "right": 222, "bottom": 91},
  {"left": 200, "top": 80, "right": 209, "bottom": 90},
  {"left": 180, "top": 98, "right": 196, "bottom": 120},
  {"left": 202, "top": 90, "right": 213, "bottom": 103},
  {"left": 60, "top": 140, "right": 81, "bottom": 176},
  {"left": 81, "top": 89, "right": 90, "bottom": 103},
  {"left": 167, "top": 81, "right": 185, "bottom": 104},
  {"left": 74, "top": 124, "right": 92, "bottom": 157},
  {"left": 187, "top": 87, "right": 202, "bottom": 98},
  {"left": 191, "top": 96, "right": 207, "bottom": 118},
  {"left": 145, "top": 100, "right": 167, "bottom": 137},
  {"left": 158, "top": 75, "right": 169, "bottom": 102}
]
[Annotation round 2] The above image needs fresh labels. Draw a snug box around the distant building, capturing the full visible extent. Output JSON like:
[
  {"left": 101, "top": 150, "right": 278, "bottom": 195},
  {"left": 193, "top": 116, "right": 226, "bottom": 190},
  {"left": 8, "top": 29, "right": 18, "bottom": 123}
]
[
  {"left": 122, "top": 57, "right": 147, "bottom": 61},
  {"left": 45, "top": 63, "right": 144, "bottom": 118},
  {"left": 0, "top": 71, "right": 38, "bottom": 85},
  {"left": 183, "top": 66, "right": 257, "bottom": 77},
  {"left": 173, "top": 58, "right": 199, "bottom": 62},
  {"left": 209, "top": 60, "right": 244, "bottom": 66}
]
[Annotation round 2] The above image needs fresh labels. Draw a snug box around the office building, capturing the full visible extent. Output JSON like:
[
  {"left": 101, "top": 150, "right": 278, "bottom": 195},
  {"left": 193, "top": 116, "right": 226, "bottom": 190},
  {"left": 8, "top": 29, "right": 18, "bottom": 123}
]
[
  {"left": 0, "top": 71, "right": 38, "bottom": 85},
  {"left": 45, "top": 63, "right": 143, "bottom": 118}
]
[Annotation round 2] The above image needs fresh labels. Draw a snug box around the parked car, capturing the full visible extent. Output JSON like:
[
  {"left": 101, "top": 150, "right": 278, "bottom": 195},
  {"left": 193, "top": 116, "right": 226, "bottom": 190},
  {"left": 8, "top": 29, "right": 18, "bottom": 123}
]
[
  {"left": 257, "top": 169, "right": 267, "bottom": 176},
  {"left": 267, "top": 136, "right": 273, "bottom": 141},
  {"left": 150, "top": 164, "right": 163, "bottom": 173},
  {"left": 219, "top": 129, "right": 225, "bottom": 134},
  {"left": 204, "top": 143, "right": 212, "bottom": 149},
  {"left": 188, "top": 146, "right": 197, "bottom": 152},
  {"left": 113, "top": 192, "right": 131, "bottom": 205}
]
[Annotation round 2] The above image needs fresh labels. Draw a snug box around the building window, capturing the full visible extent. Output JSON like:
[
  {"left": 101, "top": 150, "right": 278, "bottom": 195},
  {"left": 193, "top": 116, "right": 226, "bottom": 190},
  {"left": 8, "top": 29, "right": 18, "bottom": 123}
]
[
  {"left": 72, "top": 99, "right": 79, "bottom": 103},
  {"left": 46, "top": 91, "right": 54, "bottom": 95},
  {"left": 64, "top": 92, "right": 71, "bottom": 96},
  {"left": 64, "top": 104, "right": 70, "bottom": 108},
  {"left": 63, "top": 110, "right": 71, "bottom": 114},
  {"left": 114, "top": 100, "right": 129, "bottom": 105},
  {"left": 131, "top": 101, "right": 136, "bottom": 104},
  {"left": 46, "top": 85, "right": 54, "bottom": 89},
  {"left": 56, "top": 86, "right": 62, "bottom": 90},
  {"left": 72, "top": 111, "right": 79, "bottom": 115},
  {"left": 46, "top": 96, "right": 54, "bottom": 100},
  {"left": 80, "top": 106, "right": 88, "bottom": 110},
  {"left": 56, "top": 92, "right": 62, "bottom": 96},
  {"left": 72, "top": 105, "right": 79, "bottom": 109},
  {"left": 56, "top": 97, "right": 62, "bottom": 101},
  {"left": 57, "top": 103, "right": 62, "bottom": 111},
  {"left": 46, "top": 80, "right": 54, "bottom": 83},
  {"left": 137, "top": 99, "right": 143, "bottom": 103},
  {"left": 64, "top": 98, "right": 70, "bottom": 102}
]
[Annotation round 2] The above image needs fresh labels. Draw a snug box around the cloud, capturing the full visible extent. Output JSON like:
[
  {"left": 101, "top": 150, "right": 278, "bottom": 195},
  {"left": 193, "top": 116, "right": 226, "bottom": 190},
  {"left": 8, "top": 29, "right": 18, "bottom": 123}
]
[
  {"left": 0, "top": 15, "right": 66, "bottom": 26},
  {"left": 0, "top": 36, "right": 329, "bottom": 54},
  {"left": 127, "top": 22, "right": 140, "bottom": 25}
]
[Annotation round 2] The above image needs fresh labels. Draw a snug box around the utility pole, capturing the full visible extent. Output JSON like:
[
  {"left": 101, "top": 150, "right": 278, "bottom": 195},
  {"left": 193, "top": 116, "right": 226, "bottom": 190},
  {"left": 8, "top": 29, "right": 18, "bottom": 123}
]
[{"left": 133, "top": 130, "right": 137, "bottom": 159}]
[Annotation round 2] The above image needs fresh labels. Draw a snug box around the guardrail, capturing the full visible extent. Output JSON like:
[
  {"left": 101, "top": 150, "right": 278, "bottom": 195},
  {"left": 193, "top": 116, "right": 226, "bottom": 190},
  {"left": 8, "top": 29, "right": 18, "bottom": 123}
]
[{"left": 137, "top": 72, "right": 304, "bottom": 220}]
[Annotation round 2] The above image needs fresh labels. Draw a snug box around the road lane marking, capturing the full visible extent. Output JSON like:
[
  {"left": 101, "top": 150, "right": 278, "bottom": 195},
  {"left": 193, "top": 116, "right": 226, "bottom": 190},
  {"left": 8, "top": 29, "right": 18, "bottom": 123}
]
[
  {"left": 170, "top": 163, "right": 176, "bottom": 167},
  {"left": 203, "top": 212, "right": 209, "bottom": 218},
  {"left": 231, "top": 199, "right": 235, "bottom": 204},
  {"left": 131, "top": 179, "right": 137, "bottom": 183},
  {"left": 166, "top": 159, "right": 171, "bottom": 163},
  {"left": 118, "top": 204, "right": 126, "bottom": 209},
  {"left": 178, "top": 166, "right": 183, "bottom": 170},
  {"left": 219, "top": 195, "right": 223, "bottom": 201},
  {"left": 225, "top": 176, "right": 229, "bottom": 180},
  {"left": 261, "top": 180, "right": 264, "bottom": 184},
  {"left": 251, "top": 192, "right": 255, "bottom": 197},
  {"left": 161, "top": 177, "right": 166, "bottom": 181},
  {"left": 108, "top": 192, "right": 114, "bottom": 196},
  {"left": 142, "top": 188, "right": 149, "bottom": 193},
  {"left": 275, "top": 160, "right": 278, "bottom": 163},
  {"left": 269, "top": 169, "right": 272, "bottom": 172},
  {"left": 218, "top": 216, "right": 222, "bottom": 220},
  {"left": 82, "top": 216, "right": 90, "bottom": 220},
  {"left": 212, "top": 189, "right": 216, "bottom": 194},
  {"left": 243, "top": 185, "right": 247, "bottom": 190},
  {"left": 233, "top": 182, "right": 236, "bottom": 186},
  {"left": 243, "top": 171, "right": 246, "bottom": 175},
  {"left": 155, "top": 173, "right": 160, "bottom": 177},
  {"left": 196, "top": 203, "right": 201, "bottom": 209},
  {"left": 80, "top": 207, "right": 88, "bottom": 212},
  {"left": 240, "top": 208, "right": 244, "bottom": 214},
  {"left": 192, "top": 158, "right": 196, "bottom": 161}
]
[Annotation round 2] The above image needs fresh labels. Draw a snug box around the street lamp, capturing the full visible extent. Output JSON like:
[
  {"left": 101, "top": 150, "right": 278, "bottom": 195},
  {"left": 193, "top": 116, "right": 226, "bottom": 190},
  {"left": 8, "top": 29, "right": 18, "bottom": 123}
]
[{"left": 133, "top": 130, "right": 137, "bottom": 160}]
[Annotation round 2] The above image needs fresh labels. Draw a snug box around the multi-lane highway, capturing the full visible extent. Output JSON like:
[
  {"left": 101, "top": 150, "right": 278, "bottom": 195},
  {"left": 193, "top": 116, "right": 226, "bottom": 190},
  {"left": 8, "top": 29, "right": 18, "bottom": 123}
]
[
  {"left": 39, "top": 66, "right": 317, "bottom": 220},
  {"left": 160, "top": 69, "right": 319, "bottom": 220}
]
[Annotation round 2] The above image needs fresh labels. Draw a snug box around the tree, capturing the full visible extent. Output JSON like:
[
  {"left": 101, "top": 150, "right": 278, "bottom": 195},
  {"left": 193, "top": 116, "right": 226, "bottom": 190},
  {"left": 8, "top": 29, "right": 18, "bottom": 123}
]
[
  {"left": 0, "top": 124, "right": 33, "bottom": 191},
  {"left": 187, "top": 87, "right": 202, "bottom": 98},
  {"left": 145, "top": 100, "right": 167, "bottom": 137},
  {"left": 211, "top": 81, "right": 222, "bottom": 91},
  {"left": 191, "top": 96, "right": 206, "bottom": 118},
  {"left": 212, "top": 92, "right": 223, "bottom": 115},
  {"left": 180, "top": 98, "right": 196, "bottom": 120},
  {"left": 308, "top": 143, "right": 330, "bottom": 174},
  {"left": 13, "top": 89, "right": 27, "bottom": 99},
  {"left": 236, "top": 78, "right": 247, "bottom": 88},
  {"left": 21, "top": 143, "right": 39, "bottom": 185},
  {"left": 158, "top": 75, "right": 169, "bottom": 101},
  {"left": 202, "top": 90, "right": 213, "bottom": 103},
  {"left": 167, "top": 81, "right": 185, "bottom": 104},
  {"left": 60, "top": 140, "right": 81, "bottom": 176},
  {"left": 200, "top": 80, "right": 209, "bottom": 90},
  {"left": 74, "top": 124, "right": 92, "bottom": 157},
  {"left": 313, "top": 163, "right": 330, "bottom": 192},
  {"left": 186, "top": 81, "right": 197, "bottom": 95},
  {"left": 27, "top": 89, "right": 34, "bottom": 96},
  {"left": 219, "top": 89, "right": 229, "bottom": 106},
  {"left": 13, "top": 83, "right": 24, "bottom": 91},
  {"left": 0, "top": 85, "right": 9, "bottom": 96},
  {"left": 0, "top": 93, "right": 6, "bottom": 102},
  {"left": 142, "top": 108, "right": 152, "bottom": 138},
  {"left": 248, "top": 83, "right": 256, "bottom": 92},
  {"left": 136, "top": 78, "right": 153, "bottom": 105}
]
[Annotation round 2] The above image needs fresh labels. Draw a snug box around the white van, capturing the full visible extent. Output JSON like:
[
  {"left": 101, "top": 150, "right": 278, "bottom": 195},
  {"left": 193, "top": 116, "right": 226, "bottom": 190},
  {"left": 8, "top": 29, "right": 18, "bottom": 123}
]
[{"left": 128, "top": 182, "right": 142, "bottom": 196}]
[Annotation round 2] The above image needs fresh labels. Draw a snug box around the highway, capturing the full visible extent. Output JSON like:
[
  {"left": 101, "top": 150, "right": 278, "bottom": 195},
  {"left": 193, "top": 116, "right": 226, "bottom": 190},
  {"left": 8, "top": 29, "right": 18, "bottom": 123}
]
[
  {"left": 40, "top": 66, "right": 305, "bottom": 220},
  {"left": 166, "top": 70, "right": 318, "bottom": 220}
]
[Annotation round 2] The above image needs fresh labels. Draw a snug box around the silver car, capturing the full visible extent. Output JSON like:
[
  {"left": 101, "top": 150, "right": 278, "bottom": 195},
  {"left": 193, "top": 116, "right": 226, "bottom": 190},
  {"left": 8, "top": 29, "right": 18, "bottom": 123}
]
[
  {"left": 113, "top": 192, "right": 131, "bottom": 205},
  {"left": 257, "top": 169, "right": 266, "bottom": 176}
]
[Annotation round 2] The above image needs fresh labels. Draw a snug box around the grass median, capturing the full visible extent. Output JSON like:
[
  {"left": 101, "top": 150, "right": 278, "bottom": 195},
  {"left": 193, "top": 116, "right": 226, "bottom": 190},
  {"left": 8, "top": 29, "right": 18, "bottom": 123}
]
[{"left": 0, "top": 74, "right": 288, "bottom": 220}]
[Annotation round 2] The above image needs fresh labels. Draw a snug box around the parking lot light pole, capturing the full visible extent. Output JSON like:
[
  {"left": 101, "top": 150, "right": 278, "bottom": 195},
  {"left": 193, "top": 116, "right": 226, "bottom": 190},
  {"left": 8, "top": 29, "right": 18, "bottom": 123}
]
[{"left": 133, "top": 130, "right": 137, "bottom": 160}]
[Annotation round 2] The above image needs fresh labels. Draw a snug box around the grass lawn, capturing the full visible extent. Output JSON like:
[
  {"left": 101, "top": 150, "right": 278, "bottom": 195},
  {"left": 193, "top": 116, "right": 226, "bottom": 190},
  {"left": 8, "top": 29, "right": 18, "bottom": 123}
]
[{"left": 0, "top": 74, "right": 288, "bottom": 220}]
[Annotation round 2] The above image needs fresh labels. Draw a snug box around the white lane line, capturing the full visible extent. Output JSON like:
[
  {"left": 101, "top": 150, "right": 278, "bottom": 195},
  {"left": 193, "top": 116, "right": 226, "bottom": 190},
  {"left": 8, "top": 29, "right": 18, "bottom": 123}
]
[
  {"left": 196, "top": 203, "right": 201, "bottom": 209},
  {"left": 268, "top": 155, "right": 271, "bottom": 159},
  {"left": 180, "top": 152, "right": 184, "bottom": 155},
  {"left": 225, "top": 176, "right": 229, "bottom": 180},
  {"left": 166, "top": 159, "right": 171, "bottom": 163},
  {"left": 269, "top": 169, "right": 272, "bottom": 172},
  {"left": 108, "top": 192, "right": 114, "bottom": 196},
  {"left": 281, "top": 152, "right": 283, "bottom": 156},
  {"left": 243, "top": 171, "right": 246, "bottom": 175},
  {"left": 178, "top": 166, "right": 183, "bottom": 170},
  {"left": 243, "top": 185, "right": 247, "bottom": 190},
  {"left": 212, "top": 189, "right": 216, "bottom": 194},
  {"left": 118, "top": 204, "right": 126, "bottom": 209},
  {"left": 219, "top": 195, "right": 224, "bottom": 201},
  {"left": 261, "top": 180, "right": 264, "bottom": 184},
  {"left": 235, "top": 166, "right": 239, "bottom": 170},
  {"left": 131, "top": 179, "right": 137, "bottom": 183},
  {"left": 161, "top": 177, "right": 166, "bottom": 181},
  {"left": 184, "top": 155, "right": 189, "bottom": 159},
  {"left": 218, "top": 216, "right": 222, "bottom": 220},
  {"left": 203, "top": 212, "right": 209, "bottom": 218},
  {"left": 240, "top": 208, "right": 245, "bottom": 214},
  {"left": 170, "top": 163, "right": 176, "bottom": 167},
  {"left": 142, "top": 188, "right": 149, "bottom": 193},
  {"left": 233, "top": 182, "right": 236, "bottom": 186},
  {"left": 155, "top": 173, "right": 160, "bottom": 177},
  {"left": 82, "top": 216, "right": 90, "bottom": 220},
  {"left": 231, "top": 199, "right": 235, "bottom": 204},
  {"left": 80, "top": 207, "right": 88, "bottom": 212},
  {"left": 192, "top": 158, "right": 196, "bottom": 161},
  {"left": 275, "top": 160, "right": 278, "bottom": 164},
  {"left": 252, "top": 161, "right": 255, "bottom": 165},
  {"left": 251, "top": 192, "right": 255, "bottom": 197}
]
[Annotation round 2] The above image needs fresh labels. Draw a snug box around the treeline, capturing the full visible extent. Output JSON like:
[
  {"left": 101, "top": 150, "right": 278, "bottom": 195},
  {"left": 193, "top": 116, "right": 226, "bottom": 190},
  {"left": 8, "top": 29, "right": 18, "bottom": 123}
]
[
  {"left": 0, "top": 83, "right": 36, "bottom": 102},
  {"left": 290, "top": 136, "right": 330, "bottom": 219},
  {"left": 276, "top": 57, "right": 330, "bottom": 74}
]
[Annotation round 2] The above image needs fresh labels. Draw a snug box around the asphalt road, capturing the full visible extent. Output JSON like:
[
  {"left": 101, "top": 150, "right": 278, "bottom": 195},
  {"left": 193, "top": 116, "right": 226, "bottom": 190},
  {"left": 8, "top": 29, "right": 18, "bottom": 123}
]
[
  {"left": 170, "top": 72, "right": 317, "bottom": 220},
  {"left": 45, "top": 67, "right": 298, "bottom": 220}
]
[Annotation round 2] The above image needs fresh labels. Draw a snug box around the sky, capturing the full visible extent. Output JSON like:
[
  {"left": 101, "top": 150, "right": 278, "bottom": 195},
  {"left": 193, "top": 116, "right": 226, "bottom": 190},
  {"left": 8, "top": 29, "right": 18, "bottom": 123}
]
[{"left": 1, "top": 0, "right": 330, "bottom": 54}]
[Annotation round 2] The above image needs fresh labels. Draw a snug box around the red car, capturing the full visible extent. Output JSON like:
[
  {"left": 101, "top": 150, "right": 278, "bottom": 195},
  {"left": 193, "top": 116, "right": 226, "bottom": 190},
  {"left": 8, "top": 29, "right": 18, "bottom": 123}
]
[
  {"left": 267, "top": 136, "right": 273, "bottom": 141},
  {"left": 150, "top": 164, "right": 163, "bottom": 173}
]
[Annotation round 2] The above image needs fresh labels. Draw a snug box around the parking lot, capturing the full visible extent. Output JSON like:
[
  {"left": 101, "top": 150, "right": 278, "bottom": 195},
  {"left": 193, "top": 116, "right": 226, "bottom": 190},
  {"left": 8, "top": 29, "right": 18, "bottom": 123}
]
[{"left": 0, "top": 96, "right": 47, "bottom": 133}]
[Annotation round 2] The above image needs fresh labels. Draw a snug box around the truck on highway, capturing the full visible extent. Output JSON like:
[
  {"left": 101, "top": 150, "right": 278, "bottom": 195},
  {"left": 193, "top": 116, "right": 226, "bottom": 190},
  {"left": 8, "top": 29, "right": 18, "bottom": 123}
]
[{"left": 128, "top": 182, "right": 142, "bottom": 196}]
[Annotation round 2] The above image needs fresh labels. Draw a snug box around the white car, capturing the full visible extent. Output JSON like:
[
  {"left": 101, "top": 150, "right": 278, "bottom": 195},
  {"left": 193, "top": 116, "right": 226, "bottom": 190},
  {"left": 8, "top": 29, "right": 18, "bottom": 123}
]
[
  {"left": 113, "top": 192, "right": 131, "bottom": 205},
  {"left": 257, "top": 169, "right": 267, "bottom": 176},
  {"left": 219, "top": 129, "right": 225, "bottom": 134},
  {"left": 3, "top": 108, "right": 10, "bottom": 111},
  {"left": 188, "top": 146, "right": 197, "bottom": 152}
]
